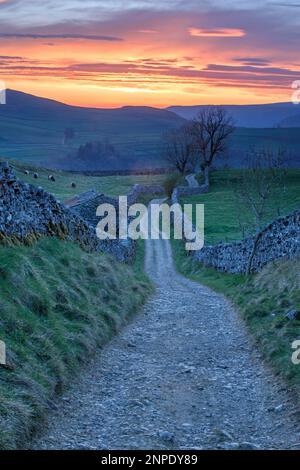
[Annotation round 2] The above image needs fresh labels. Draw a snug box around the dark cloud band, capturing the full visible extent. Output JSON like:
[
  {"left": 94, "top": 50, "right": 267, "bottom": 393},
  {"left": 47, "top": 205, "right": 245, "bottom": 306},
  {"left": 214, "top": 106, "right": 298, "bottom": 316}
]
[{"left": 0, "top": 33, "right": 123, "bottom": 41}]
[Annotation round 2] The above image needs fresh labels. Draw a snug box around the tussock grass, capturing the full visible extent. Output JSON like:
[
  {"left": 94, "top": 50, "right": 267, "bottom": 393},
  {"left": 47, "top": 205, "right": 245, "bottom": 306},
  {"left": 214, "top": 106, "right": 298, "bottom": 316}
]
[
  {"left": 0, "top": 238, "right": 151, "bottom": 449},
  {"left": 172, "top": 238, "right": 300, "bottom": 394}
]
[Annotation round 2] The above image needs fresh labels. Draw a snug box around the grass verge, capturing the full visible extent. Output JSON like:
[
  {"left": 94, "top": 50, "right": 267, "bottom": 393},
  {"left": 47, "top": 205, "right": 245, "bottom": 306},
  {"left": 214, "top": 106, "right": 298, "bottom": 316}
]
[
  {"left": 0, "top": 237, "right": 151, "bottom": 449},
  {"left": 172, "top": 238, "right": 300, "bottom": 394}
]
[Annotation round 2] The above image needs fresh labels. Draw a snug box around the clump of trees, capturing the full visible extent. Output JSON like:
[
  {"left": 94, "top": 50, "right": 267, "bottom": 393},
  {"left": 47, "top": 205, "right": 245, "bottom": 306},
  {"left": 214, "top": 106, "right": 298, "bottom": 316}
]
[
  {"left": 69, "top": 138, "right": 119, "bottom": 170},
  {"left": 77, "top": 140, "right": 117, "bottom": 162},
  {"left": 163, "top": 107, "right": 235, "bottom": 187}
]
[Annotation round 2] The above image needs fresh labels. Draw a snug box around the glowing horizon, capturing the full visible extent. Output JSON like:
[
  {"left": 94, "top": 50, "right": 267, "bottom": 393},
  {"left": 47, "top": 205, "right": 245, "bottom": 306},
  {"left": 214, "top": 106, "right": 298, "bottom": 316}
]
[{"left": 0, "top": 0, "right": 299, "bottom": 108}]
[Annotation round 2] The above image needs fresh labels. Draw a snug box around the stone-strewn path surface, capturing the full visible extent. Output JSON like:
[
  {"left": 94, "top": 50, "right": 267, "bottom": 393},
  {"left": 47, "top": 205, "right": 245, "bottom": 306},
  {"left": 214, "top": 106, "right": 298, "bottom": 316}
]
[{"left": 31, "top": 235, "right": 299, "bottom": 450}]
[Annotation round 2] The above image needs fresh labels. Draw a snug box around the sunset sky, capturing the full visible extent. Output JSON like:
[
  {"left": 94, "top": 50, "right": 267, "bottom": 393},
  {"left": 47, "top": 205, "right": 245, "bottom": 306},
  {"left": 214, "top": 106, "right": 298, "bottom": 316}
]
[{"left": 0, "top": 0, "right": 299, "bottom": 107}]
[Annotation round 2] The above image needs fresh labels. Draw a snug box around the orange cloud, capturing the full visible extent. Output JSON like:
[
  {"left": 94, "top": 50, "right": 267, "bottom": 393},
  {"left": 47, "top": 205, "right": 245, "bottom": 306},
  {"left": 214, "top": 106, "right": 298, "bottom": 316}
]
[
  {"left": 137, "top": 29, "right": 158, "bottom": 34},
  {"left": 0, "top": 4, "right": 298, "bottom": 107}
]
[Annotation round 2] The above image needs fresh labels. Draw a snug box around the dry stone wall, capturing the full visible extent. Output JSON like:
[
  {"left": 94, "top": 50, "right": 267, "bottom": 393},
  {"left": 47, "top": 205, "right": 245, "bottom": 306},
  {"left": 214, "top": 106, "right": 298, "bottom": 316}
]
[
  {"left": 193, "top": 210, "right": 300, "bottom": 273},
  {"left": 172, "top": 186, "right": 300, "bottom": 273},
  {"left": 0, "top": 162, "right": 134, "bottom": 263},
  {"left": 171, "top": 184, "right": 209, "bottom": 204}
]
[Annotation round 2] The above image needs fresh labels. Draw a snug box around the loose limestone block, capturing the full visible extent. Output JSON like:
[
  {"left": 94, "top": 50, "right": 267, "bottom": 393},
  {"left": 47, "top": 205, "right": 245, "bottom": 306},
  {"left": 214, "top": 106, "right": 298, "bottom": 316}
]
[{"left": 286, "top": 309, "right": 300, "bottom": 321}]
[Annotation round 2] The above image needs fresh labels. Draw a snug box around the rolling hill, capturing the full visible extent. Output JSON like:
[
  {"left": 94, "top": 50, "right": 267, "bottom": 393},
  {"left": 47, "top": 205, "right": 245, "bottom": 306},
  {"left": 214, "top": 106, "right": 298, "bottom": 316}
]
[
  {"left": 0, "top": 89, "right": 185, "bottom": 170},
  {"left": 0, "top": 90, "right": 299, "bottom": 169},
  {"left": 167, "top": 102, "right": 300, "bottom": 128},
  {"left": 279, "top": 113, "right": 300, "bottom": 127}
]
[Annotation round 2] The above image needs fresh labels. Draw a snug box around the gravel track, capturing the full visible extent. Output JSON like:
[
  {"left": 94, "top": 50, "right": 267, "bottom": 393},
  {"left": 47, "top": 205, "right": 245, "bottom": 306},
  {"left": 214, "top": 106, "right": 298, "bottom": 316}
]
[
  {"left": 185, "top": 174, "right": 199, "bottom": 188},
  {"left": 31, "top": 234, "right": 299, "bottom": 450}
]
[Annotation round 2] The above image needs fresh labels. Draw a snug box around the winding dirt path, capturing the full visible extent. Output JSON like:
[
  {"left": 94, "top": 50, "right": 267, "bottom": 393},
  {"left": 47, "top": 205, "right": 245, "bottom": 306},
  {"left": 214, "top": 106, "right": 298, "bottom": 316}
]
[
  {"left": 32, "top": 235, "right": 299, "bottom": 450},
  {"left": 185, "top": 173, "right": 199, "bottom": 188}
]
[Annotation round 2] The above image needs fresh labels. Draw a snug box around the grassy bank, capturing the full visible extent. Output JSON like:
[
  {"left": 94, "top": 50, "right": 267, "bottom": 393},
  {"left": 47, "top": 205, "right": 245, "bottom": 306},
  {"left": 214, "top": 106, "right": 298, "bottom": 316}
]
[
  {"left": 172, "top": 238, "right": 300, "bottom": 392},
  {"left": 0, "top": 238, "right": 151, "bottom": 449}
]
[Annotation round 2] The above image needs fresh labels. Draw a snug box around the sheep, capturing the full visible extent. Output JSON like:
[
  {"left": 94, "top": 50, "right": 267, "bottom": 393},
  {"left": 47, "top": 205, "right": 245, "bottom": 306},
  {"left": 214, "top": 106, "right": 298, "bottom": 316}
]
[
  {"left": 71, "top": 182, "right": 76, "bottom": 188},
  {"left": 24, "top": 170, "right": 30, "bottom": 175},
  {"left": 33, "top": 172, "right": 38, "bottom": 179},
  {"left": 48, "top": 175, "right": 55, "bottom": 182}
]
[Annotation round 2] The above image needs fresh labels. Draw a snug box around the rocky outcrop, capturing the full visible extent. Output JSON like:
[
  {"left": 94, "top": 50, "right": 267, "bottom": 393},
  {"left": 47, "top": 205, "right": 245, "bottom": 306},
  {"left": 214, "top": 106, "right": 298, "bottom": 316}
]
[{"left": 0, "top": 162, "right": 134, "bottom": 263}]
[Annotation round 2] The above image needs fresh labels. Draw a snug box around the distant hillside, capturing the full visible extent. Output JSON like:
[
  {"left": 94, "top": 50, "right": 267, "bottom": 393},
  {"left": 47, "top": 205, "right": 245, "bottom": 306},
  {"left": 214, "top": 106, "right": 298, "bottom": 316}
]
[
  {"left": 227, "top": 128, "right": 300, "bottom": 168},
  {"left": 0, "top": 90, "right": 299, "bottom": 169},
  {"left": 279, "top": 113, "right": 300, "bottom": 127},
  {"left": 167, "top": 103, "right": 300, "bottom": 128},
  {"left": 0, "top": 89, "right": 185, "bottom": 170}
]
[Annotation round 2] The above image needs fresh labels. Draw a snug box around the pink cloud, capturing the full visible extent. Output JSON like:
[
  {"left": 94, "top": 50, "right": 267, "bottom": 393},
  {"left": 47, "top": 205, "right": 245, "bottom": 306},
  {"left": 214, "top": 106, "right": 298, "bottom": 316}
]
[{"left": 188, "top": 27, "right": 246, "bottom": 38}]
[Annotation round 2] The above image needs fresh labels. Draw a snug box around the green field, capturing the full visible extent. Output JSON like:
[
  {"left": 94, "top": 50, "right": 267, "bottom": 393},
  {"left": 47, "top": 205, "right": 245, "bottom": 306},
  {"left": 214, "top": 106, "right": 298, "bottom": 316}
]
[
  {"left": 4, "top": 160, "right": 167, "bottom": 201},
  {"left": 1, "top": 127, "right": 300, "bottom": 169},
  {"left": 228, "top": 128, "right": 300, "bottom": 167},
  {"left": 0, "top": 132, "right": 166, "bottom": 168},
  {"left": 181, "top": 169, "right": 300, "bottom": 245}
]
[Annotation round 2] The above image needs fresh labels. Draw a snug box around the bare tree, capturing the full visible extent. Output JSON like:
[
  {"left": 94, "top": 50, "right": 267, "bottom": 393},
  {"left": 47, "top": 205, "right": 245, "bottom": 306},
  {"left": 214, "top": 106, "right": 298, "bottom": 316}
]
[
  {"left": 163, "top": 125, "right": 195, "bottom": 174},
  {"left": 189, "top": 107, "right": 234, "bottom": 186},
  {"left": 236, "top": 149, "right": 287, "bottom": 231},
  {"left": 234, "top": 148, "right": 288, "bottom": 273}
]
